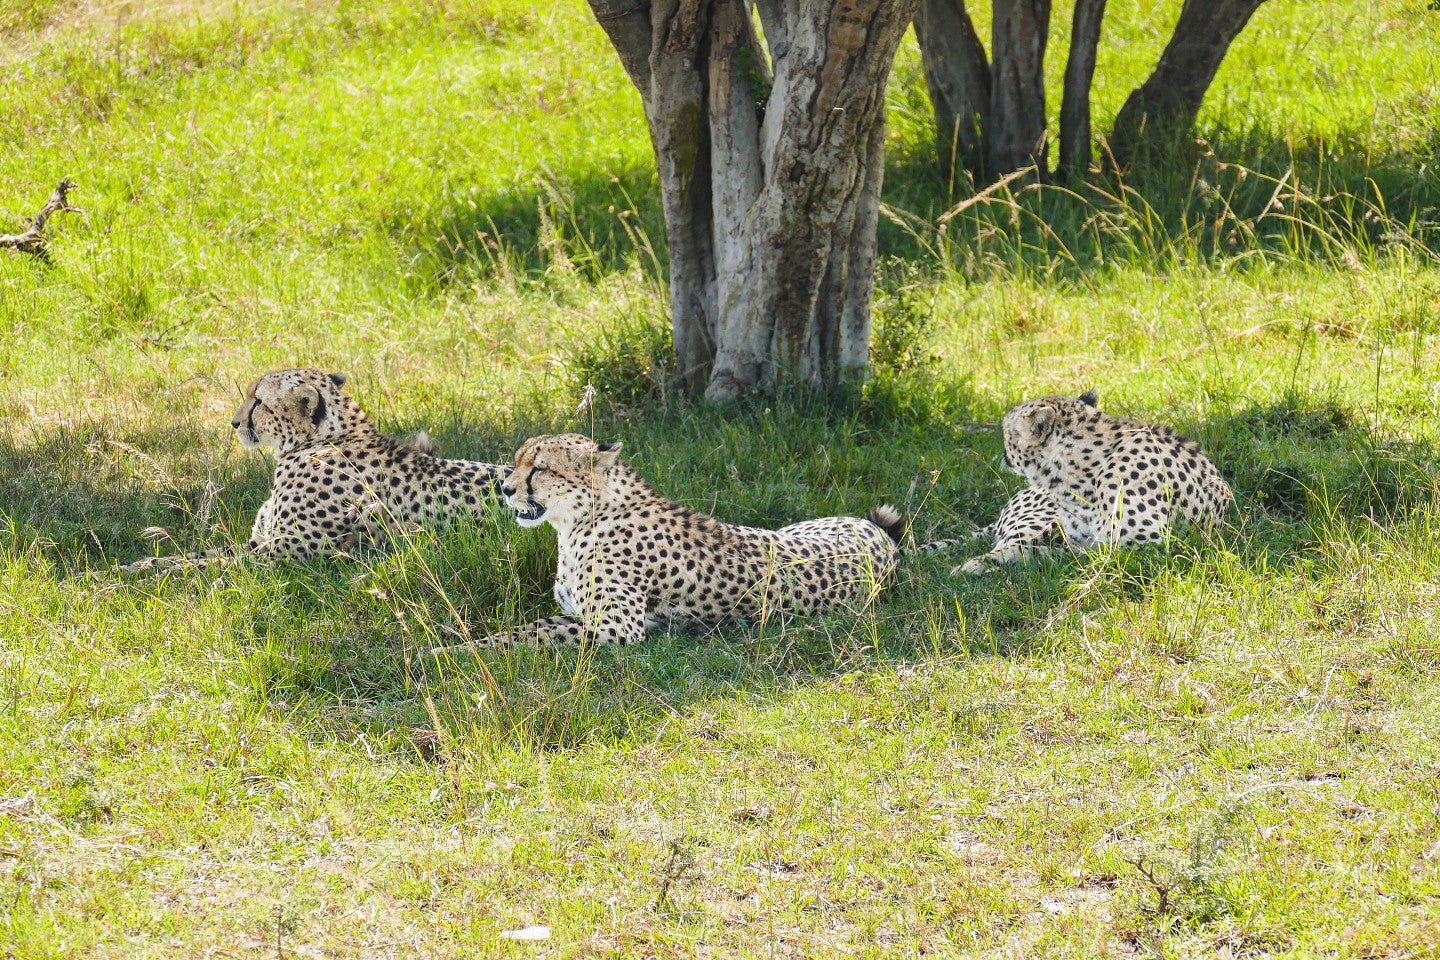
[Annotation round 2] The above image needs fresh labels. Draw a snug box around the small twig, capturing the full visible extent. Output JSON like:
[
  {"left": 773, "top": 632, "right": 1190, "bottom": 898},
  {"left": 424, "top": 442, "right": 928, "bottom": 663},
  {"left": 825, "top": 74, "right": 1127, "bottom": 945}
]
[
  {"left": 653, "top": 838, "right": 700, "bottom": 912},
  {"left": 1122, "top": 853, "right": 1172, "bottom": 917},
  {"left": 0, "top": 179, "right": 82, "bottom": 259}
]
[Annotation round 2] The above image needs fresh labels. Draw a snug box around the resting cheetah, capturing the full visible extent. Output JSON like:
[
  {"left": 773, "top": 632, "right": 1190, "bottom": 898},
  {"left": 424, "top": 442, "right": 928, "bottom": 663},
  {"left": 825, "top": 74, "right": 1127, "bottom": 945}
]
[
  {"left": 434, "top": 433, "right": 902, "bottom": 650},
  {"left": 123, "top": 369, "right": 509, "bottom": 570},
  {"left": 954, "top": 389, "right": 1231, "bottom": 573}
]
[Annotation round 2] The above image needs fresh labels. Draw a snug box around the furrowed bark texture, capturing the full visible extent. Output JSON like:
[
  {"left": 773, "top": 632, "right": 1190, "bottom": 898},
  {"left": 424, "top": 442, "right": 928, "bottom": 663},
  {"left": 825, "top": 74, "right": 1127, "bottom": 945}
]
[
  {"left": 589, "top": 0, "right": 918, "bottom": 401},
  {"left": 913, "top": 0, "right": 990, "bottom": 184},
  {"left": 1058, "top": 0, "right": 1106, "bottom": 174},
  {"left": 987, "top": 0, "right": 1051, "bottom": 177},
  {"left": 1109, "top": 0, "right": 1267, "bottom": 166}
]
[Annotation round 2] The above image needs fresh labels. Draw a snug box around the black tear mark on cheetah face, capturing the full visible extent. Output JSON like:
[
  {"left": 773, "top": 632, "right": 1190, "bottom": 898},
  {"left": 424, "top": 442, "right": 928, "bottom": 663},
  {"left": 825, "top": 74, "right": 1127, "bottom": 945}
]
[
  {"left": 232, "top": 368, "right": 359, "bottom": 456},
  {"left": 501, "top": 433, "right": 623, "bottom": 529}
]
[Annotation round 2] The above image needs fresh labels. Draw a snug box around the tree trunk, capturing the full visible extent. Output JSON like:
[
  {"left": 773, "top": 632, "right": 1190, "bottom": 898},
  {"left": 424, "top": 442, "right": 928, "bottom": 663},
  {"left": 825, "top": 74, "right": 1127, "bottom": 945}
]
[
  {"left": 589, "top": 0, "right": 919, "bottom": 402},
  {"left": 913, "top": 0, "right": 990, "bottom": 186},
  {"left": 987, "top": 0, "right": 1051, "bottom": 177},
  {"left": 1058, "top": 0, "right": 1105, "bottom": 175},
  {"left": 1109, "top": 0, "right": 1267, "bottom": 167}
]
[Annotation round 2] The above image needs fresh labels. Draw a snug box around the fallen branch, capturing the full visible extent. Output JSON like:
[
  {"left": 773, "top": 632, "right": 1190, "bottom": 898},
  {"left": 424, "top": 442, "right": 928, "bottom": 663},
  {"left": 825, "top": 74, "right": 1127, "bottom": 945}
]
[{"left": 0, "top": 179, "right": 81, "bottom": 258}]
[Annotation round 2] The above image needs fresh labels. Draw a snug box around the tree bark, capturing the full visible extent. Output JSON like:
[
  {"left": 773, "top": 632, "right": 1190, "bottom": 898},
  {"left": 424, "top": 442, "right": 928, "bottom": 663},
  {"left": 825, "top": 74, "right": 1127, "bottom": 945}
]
[
  {"left": 588, "top": 0, "right": 918, "bottom": 401},
  {"left": 987, "top": 0, "right": 1051, "bottom": 177},
  {"left": 913, "top": 0, "right": 990, "bottom": 186},
  {"left": 1058, "top": 0, "right": 1105, "bottom": 175},
  {"left": 1109, "top": 0, "right": 1267, "bottom": 167}
]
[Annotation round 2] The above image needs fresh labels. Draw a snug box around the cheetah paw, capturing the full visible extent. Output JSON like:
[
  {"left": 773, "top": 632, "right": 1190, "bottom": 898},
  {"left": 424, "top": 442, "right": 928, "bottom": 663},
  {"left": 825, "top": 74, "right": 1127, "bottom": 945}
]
[{"left": 954, "top": 556, "right": 999, "bottom": 576}]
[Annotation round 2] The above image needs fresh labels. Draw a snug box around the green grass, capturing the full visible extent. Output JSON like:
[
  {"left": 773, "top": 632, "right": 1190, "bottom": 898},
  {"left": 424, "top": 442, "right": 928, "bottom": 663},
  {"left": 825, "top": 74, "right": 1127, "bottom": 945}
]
[{"left": 2, "top": 0, "right": 1440, "bottom": 956}]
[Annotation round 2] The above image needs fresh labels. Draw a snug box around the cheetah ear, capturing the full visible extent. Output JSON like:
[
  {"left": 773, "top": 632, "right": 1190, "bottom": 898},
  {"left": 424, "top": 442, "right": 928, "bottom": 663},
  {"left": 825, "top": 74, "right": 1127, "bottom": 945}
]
[
  {"left": 1077, "top": 388, "right": 1099, "bottom": 408},
  {"left": 592, "top": 441, "right": 623, "bottom": 471},
  {"left": 1028, "top": 407, "right": 1057, "bottom": 442},
  {"left": 294, "top": 384, "right": 326, "bottom": 426},
  {"left": 328, "top": 372, "right": 347, "bottom": 388}
]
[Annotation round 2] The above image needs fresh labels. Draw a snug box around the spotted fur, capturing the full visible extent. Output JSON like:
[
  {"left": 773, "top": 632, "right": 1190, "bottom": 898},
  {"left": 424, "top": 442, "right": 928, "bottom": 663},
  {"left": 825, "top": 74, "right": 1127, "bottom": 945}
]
[
  {"left": 435, "top": 433, "right": 900, "bottom": 650},
  {"left": 951, "top": 485, "right": 1088, "bottom": 574},
  {"left": 955, "top": 390, "right": 1231, "bottom": 572},
  {"left": 122, "top": 369, "right": 508, "bottom": 570}
]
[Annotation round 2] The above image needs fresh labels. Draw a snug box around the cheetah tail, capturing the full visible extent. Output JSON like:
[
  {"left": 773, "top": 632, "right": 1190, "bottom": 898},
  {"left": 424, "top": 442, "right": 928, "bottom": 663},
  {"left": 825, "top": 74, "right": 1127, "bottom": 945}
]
[
  {"left": 866, "top": 504, "right": 908, "bottom": 546},
  {"left": 1207, "top": 473, "right": 1235, "bottom": 509},
  {"left": 409, "top": 430, "right": 435, "bottom": 456}
]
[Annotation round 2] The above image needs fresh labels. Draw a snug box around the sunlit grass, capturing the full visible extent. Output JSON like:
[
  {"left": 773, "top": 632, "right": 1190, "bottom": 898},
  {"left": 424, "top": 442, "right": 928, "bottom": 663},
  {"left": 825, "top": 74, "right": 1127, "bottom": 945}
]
[{"left": 2, "top": 0, "right": 1439, "bottom": 956}]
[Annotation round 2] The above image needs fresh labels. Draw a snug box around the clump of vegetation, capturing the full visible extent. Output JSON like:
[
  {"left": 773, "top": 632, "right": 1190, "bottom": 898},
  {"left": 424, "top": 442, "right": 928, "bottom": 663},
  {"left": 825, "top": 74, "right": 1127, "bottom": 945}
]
[
  {"left": 1239, "top": 394, "right": 1353, "bottom": 441},
  {"left": 872, "top": 283, "right": 941, "bottom": 379},
  {"left": 565, "top": 312, "right": 676, "bottom": 408}
]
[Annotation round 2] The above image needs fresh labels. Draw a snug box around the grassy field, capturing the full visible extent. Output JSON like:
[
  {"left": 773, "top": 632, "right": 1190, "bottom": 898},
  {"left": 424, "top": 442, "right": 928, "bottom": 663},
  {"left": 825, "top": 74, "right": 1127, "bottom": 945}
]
[{"left": 2, "top": 0, "right": 1440, "bottom": 956}]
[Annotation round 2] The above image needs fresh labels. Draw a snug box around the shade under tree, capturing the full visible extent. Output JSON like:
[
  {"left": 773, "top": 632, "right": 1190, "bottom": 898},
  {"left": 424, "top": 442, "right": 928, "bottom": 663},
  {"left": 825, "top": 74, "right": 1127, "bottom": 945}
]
[
  {"left": 914, "top": 0, "right": 1268, "bottom": 184},
  {"left": 1108, "top": 0, "right": 1268, "bottom": 168}
]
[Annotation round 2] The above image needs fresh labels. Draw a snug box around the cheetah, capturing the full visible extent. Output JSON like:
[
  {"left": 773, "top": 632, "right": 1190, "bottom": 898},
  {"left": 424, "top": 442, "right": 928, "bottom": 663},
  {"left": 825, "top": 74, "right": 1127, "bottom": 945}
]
[
  {"left": 122, "top": 368, "right": 509, "bottom": 570},
  {"left": 433, "top": 433, "right": 902, "bottom": 651},
  {"left": 954, "top": 390, "right": 1231, "bottom": 574}
]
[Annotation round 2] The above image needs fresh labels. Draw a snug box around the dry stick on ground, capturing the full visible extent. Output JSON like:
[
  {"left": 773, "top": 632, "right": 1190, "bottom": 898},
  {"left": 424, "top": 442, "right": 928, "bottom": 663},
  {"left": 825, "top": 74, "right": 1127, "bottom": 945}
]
[{"left": 0, "top": 179, "right": 81, "bottom": 258}]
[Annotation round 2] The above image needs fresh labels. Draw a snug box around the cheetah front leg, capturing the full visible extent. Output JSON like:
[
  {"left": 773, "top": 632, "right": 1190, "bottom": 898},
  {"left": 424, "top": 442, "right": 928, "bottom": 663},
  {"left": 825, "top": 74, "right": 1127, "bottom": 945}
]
[
  {"left": 956, "top": 537, "right": 1055, "bottom": 575},
  {"left": 119, "top": 503, "right": 270, "bottom": 574},
  {"left": 118, "top": 546, "right": 241, "bottom": 575},
  {"left": 956, "top": 488, "right": 1086, "bottom": 575},
  {"left": 957, "top": 515, "right": 1099, "bottom": 574},
  {"left": 122, "top": 530, "right": 317, "bottom": 573}
]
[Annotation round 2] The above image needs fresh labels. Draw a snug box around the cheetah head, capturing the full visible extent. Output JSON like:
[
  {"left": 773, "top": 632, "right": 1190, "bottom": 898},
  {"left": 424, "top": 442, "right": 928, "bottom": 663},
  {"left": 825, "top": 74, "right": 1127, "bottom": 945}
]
[
  {"left": 1001, "top": 389, "right": 1099, "bottom": 477},
  {"left": 232, "top": 369, "right": 359, "bottom": 455},
  {"left": 501, "top": 433, "right": 624, "bottom": 528}
]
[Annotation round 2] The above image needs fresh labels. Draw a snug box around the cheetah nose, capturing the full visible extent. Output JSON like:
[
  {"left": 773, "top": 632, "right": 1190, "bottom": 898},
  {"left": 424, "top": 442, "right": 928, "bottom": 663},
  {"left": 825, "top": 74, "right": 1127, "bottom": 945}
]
[
  {"left": 231, "top": 417, "right": 242, "bottom": 430},
  {"left": 500, "top": 483, "right": 516, "bottom": 498}
]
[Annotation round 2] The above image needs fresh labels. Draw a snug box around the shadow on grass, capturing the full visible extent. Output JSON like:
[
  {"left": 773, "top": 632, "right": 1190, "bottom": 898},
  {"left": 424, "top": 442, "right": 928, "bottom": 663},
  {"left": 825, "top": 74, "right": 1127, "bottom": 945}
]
[
  {"left": 74, "top": 381, "right": 1034, "bottom": 753},
  {"left": 0, "top": 422, "right": 270, "bottom": 567},
  {"left": 11, "top": 386, "right": 1434, "bottom": 758},
  {"left": 395, "top": 161, "right": 668, "bottom": 291},
  {"left": 1208, "top": 392, "right": 1440, "bottom": 530},
  {"left": 878, "top": 124, "right": 1440, "bottom": 274},
  {"left": 395, "top": 123, "right": 1440, "bottom": 294},
  {"left": 207, "top": 388, "right": 1439, "bottom": 758}
]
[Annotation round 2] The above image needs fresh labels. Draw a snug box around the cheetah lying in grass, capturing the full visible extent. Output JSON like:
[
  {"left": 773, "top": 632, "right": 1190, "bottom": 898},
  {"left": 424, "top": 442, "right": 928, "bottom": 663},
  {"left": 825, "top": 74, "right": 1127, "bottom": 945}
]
[
  {"left": 433, "top": 433, "right": 903, "bottom": 651},
  {"left": 956, "top": 390, "right": 1232, "bottom": 574},
  {"left": 122, "top": 369, "right": 509, "bottom": 571}
]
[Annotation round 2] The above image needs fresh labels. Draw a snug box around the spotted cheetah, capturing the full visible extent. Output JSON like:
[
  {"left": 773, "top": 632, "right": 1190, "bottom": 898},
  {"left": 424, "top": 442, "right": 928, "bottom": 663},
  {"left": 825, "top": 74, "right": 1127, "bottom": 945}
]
[
  {"left": 952, "top": 389, "right": 1231, "bottom": 573},
  {"left": 433, "top": 433, "right": 902, "bottom": 651},
  {"left": 122, "top": 368, "right": 509, "bottom": 570}
]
